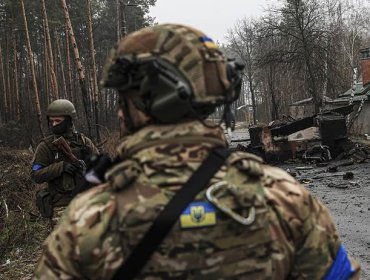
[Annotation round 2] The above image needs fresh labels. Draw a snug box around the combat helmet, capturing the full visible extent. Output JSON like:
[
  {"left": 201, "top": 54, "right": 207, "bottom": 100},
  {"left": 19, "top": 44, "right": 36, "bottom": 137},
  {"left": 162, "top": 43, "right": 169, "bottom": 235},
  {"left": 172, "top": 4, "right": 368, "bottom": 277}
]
[
  {"left": 46, "top": 99, "right": 77, "bottom": 120},
  {"left": 101, "top": 24, "right": 244, "bottom": 124}
]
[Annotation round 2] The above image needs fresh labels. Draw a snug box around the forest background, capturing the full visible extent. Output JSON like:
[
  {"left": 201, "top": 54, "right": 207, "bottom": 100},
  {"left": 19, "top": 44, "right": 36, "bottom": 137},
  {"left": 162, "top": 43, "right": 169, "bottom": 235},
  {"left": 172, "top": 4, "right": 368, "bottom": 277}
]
[{"left": 0, "top": 0, "right": 370, "bottom": 147}]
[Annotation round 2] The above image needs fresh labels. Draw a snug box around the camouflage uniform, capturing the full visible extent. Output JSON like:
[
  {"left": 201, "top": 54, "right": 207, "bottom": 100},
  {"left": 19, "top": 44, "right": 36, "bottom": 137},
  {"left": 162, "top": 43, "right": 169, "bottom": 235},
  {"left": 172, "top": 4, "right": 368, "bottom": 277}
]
[
  {"left": 32, "top": 100, "right": 99, "bottom": 224},
  {"left": 33, "top": 121, "right": 360, "bottom": 279},
  {"left": 32, "top": 134, "right": 98, "bottom": 209},
  {"left": 33, "top": 24, "right": 360, "bottom": 279}
]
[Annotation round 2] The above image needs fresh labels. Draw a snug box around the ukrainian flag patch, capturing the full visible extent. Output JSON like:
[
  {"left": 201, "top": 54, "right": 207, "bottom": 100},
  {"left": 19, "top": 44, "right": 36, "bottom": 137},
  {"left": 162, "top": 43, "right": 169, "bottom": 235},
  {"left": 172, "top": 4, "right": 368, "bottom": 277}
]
[
  {"left": 199, "top": 36, "right": 218, "bottom": 49},
  {"left": 180, "top": 201, "right": 217, "bottom": 229}
]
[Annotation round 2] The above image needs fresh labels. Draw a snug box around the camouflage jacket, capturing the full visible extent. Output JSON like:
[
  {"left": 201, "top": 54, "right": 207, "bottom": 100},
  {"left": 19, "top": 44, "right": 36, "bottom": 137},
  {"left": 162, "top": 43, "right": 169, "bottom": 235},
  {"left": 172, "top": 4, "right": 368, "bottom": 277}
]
[
  {"left": 33, "top": 121, "right": 360, "bottom": 279},
  {"left": 31, "top": 131, "right": 99, "bottom": 206}
]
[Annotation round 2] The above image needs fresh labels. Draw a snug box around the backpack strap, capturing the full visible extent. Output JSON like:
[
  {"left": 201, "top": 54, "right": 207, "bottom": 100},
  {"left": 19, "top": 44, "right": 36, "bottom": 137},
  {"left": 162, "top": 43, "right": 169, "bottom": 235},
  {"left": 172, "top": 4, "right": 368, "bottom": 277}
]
[{"left": 113, "top": 146, "right": 229, "bottom": 280}]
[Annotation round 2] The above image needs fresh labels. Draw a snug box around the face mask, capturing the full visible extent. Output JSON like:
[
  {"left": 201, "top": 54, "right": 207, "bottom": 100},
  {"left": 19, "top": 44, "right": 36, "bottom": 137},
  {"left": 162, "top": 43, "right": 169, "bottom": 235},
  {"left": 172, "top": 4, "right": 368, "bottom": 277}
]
[{"left": 51, "top": 119, "right": 70, "bottom": 135}]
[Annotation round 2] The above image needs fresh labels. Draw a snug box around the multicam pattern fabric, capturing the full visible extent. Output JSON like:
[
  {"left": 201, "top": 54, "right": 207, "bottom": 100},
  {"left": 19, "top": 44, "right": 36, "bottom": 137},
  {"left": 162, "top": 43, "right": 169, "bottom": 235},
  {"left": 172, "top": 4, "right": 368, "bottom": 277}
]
[
  {"left": 102, "top": 24, "right": 235, "bottom": 103},
  {"left": 33, "top": 121, "right": 360, "bottom": 280},
  {"left": 50, "top": 206, "right": 67, "bottom": 229}
]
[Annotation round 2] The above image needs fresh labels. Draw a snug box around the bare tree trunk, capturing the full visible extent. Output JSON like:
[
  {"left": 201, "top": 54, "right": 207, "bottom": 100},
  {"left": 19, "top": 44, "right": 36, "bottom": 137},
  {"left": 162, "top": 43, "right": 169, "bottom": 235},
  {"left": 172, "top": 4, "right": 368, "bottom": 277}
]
[
  {"left": 41, "top": 0, "right": 59, "bottom": 99},
  {"left": 55, "top": 31, "right": 67, "bottom": 99},
  {"left": 6, "top": 34, "right": 12, "bottom": 120},
  {"left": 116, "top": 0, "right": 123, "bottom": 136},
  {"left": 247, "top": 77, "right": 257, "bottom": 124},
  {"left": 20, "top": 0, "right": 44, "bottom": 137},
  {"left": 304, "top": 54, "right": 320, "bottom": 114},
  {"left": 65, "top": 21, "right": 73, "bottom": 101},
  {"left": 87, "top": 0, "right": 100, "bottom": 142},
  {"left": 268, "top": 65, "right": 279, "bottom": 120},
  {"left": 43, "top": 19, "right": 50, "bottom": 104},
  {"left": 116, "top": 0, "right": 121, "bottom": 40},
  {"left": 61, "top": 0, "right": 92, "bottom": 137},
  {"left": 13, "top": 32, "right": 20, "bottom": 120},
  {"left": 0, "top": 45, "right": 8, "bottom": 122},
  {"left": 119, "top": 0, "right": 127, "bottom": 38}
]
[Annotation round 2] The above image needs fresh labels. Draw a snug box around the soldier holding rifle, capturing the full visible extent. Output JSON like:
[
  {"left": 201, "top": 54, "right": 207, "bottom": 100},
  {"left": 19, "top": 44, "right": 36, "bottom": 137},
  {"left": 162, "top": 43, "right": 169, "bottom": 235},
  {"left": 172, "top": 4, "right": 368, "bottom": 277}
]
[{"left": 31, "top": 99, "right": 98, "bottom": 225}]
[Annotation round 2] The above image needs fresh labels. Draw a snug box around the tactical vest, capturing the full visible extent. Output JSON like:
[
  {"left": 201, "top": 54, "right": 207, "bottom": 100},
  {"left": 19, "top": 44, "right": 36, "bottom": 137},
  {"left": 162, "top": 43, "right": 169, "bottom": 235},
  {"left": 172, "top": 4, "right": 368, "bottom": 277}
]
[
  {"left": 42, "top": 133, "right": 89, "bottom": 206},
  {"left": 108, "top": 151, "right": 273, "bottom": 279}
]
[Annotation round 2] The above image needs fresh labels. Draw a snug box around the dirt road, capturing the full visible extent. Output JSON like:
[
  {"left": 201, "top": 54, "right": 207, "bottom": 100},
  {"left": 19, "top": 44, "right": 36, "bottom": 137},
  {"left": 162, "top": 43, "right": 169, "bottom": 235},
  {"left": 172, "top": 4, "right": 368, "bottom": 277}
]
[
  {"left": 281, "top": 161, "right": 370, "bottom": 279},
  {"left": 230, "top": 129, "right": 370, "bottom": 278}
]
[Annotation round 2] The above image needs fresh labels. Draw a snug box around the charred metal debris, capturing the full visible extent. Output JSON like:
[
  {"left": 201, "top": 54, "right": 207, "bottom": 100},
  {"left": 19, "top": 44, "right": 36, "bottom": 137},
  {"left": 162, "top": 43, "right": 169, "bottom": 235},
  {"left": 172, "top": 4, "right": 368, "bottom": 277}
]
[{"left": 234, "top": 105, "right": 370, "bottom": 164}]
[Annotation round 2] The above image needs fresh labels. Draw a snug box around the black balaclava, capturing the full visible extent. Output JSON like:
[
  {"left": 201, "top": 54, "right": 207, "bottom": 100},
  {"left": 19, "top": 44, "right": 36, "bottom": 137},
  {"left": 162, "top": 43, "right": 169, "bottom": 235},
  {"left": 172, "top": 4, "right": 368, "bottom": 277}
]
[{"left": 50, "top": 117, "right": 72, "bottom": 136}]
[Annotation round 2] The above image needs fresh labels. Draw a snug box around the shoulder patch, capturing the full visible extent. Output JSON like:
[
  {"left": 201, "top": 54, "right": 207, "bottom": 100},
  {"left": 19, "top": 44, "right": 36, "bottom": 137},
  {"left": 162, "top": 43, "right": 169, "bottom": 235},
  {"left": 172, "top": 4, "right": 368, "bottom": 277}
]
[{"left": 180, "top": 201, "right": 217, "bottom": 229}]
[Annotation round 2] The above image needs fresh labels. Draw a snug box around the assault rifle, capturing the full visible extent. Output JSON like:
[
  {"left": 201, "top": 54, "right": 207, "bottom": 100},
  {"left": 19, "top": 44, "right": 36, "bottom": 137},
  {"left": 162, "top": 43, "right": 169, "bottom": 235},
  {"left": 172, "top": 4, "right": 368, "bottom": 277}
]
[
  {"left": 52, "top": 136, "right": 83, "bottom": 166},
  {"left": 52, "top": 136, "right": 87, "bottom": 195},
  {"left": 52, "top": 136, "right": 117, "bottom": 196}
]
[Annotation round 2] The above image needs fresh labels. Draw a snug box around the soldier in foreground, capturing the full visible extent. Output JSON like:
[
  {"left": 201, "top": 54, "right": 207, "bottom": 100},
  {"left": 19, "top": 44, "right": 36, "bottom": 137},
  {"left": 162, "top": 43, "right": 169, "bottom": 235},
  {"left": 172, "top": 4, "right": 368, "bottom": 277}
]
[
  {"left": 33, "top": 24, "right": 360, "bottom": 279},
  {"left": 31, "top": 99, "right": 98, "bottom": 225}
]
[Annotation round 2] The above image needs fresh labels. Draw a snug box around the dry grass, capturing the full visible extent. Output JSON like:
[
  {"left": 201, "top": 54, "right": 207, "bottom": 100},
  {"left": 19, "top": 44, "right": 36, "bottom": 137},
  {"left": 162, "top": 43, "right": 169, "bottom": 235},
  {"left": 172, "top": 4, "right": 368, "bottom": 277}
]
[
  {"left": 0, "top": 147, "right": 49, "bottom": 279},
  {"left": 98, "top": 131, "right": 121, "bottom": 156},
  {"left": 0, "top": 129, "right": 121, "bottom": 279}
]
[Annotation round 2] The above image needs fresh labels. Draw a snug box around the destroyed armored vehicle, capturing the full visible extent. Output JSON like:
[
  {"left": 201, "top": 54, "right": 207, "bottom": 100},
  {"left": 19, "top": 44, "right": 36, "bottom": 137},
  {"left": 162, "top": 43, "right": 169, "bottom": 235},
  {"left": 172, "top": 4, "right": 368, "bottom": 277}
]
[{"left": 239, "top": 105, "right": 354, "bottom": 163}]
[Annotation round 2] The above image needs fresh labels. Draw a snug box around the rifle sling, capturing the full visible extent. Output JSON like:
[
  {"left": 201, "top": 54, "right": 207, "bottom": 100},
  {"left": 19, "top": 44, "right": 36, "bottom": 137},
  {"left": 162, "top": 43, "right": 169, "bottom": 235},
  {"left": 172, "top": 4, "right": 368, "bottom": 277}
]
[{"left": 113, "top": 146, "right": 229, "bottom": 280}]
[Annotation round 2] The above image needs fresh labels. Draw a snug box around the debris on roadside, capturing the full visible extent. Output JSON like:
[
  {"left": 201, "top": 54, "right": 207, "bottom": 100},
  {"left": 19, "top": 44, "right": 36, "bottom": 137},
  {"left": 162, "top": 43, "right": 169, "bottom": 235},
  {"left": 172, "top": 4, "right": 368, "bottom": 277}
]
[
  {"left": 235, "top": 104, "right": 370, "bottom": 165},
  {"left": 299, "top": 178, "right": 312, "bottom": 184},
  {"left": 303, "top": 145, "right": 332, "bottom": 162},
  {"left": 343, "top": 172, "right": 354, "bottom": 180},
  {"left": 328, "top": 183, "right": 349, "bottom": 189},
  {"left": 337, "top": 142, "right": 370, "bottom": 163},
  {"left": 285, "top": 168, "right": 297, "bottom": 177},
  {"left": 296, "top": 166, "right": 314, "bottom": 171},
  {"left": 327, "top": 166, "right": 338, "bottom": 173}
]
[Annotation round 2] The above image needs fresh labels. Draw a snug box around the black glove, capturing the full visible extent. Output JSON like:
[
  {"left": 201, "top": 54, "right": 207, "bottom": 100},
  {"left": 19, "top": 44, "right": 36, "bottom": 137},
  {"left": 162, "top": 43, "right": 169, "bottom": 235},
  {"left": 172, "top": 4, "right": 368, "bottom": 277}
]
[
  {"left": 84, "top": 154, "right": 116, "bottom": 184},
  {"left": 63, "top": 162, "right": 79, "bottom": 175}
]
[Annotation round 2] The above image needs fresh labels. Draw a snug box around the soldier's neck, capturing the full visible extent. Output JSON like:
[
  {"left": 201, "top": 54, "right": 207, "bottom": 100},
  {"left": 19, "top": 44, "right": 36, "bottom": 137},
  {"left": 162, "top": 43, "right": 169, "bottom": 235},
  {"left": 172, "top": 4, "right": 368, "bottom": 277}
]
[{"left": 117, "top": 120, "right": 227, "bottom": 158}]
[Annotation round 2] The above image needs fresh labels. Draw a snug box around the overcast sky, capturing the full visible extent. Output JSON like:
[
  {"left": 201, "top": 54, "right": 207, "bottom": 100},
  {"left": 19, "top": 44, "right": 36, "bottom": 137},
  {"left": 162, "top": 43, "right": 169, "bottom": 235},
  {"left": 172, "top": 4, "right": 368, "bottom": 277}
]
[{"left": 149, "top": 0, "right": 274, "bottom": 43}]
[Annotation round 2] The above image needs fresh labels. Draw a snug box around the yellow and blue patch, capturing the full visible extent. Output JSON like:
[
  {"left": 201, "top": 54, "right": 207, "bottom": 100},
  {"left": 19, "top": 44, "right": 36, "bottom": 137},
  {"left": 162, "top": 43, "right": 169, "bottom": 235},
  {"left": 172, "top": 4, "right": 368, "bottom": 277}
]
[
  {"left": 199, "top": 36, "right": 218, "bottom": 49},
  {"left": 180, "top": 201, "right": 217, "bottom": 229}
]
